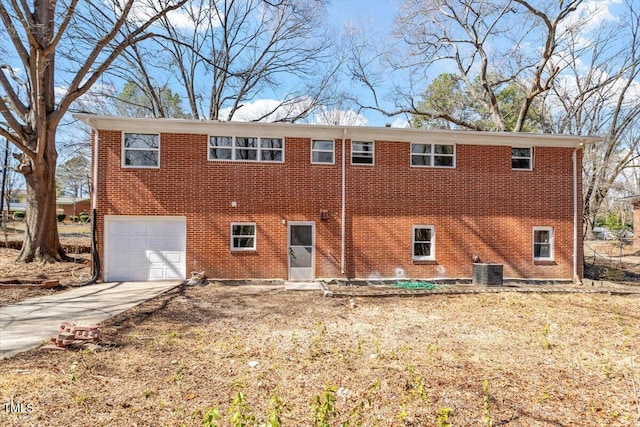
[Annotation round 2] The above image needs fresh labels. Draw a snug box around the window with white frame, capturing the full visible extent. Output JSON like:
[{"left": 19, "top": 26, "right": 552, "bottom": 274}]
[
  {"left": 412, "top": 225, "right": 435, "bottom": 260},
  {"left": 311, "top": 140, "right": 335, "bottom": 164},
  {"left": 260, "top": 138, "right": 284, "bottom": 162},
  {"left": 209, "top": 136, "right": 233, "bottom": 160},
  {"left": 208, "top": 136, "right": 284, "bottom": 162},
  {"left": 123, "top": 133, "right": 160, "bottom": 168},
  {"left": 533, "top": 227, "right": 553, "bottom": 260},
  {"left": 351, "top": 141, "right": 374, "bottom": 165},
  {"left": 512, "top": 147, "right": 533, "bottom": 170},
  {"left": 231, "top": 223, "right": 256, "bottom": 251},
  {"left": 411, "top": 143, "right": 455, "bottom": 168}
]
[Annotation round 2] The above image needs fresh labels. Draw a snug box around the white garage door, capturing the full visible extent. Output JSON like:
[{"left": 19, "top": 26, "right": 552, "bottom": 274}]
[{"left": 105, "top": 216, "right": 186, "bottom": 281}]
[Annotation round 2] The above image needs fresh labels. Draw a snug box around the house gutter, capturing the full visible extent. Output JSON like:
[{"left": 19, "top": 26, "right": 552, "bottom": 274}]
[
  {"left": 573, "top": 147, "right": 580, "bottom": 284},
  {"left": 341, "top": 128, "right": 347, "bottom": 275},
  {"left": 74, "top": 129, "right": 101, "bottom": 286}
]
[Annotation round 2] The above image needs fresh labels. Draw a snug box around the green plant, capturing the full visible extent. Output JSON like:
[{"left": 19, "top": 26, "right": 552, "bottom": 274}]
[
  {"left": 69, "top": 215, "right": 79, "bottom": 222},
  {"left": 406, "top": 364, "right": 428, "bottom": 401},
  {"left": 312, "top": 385, "right": 339, "bottom": 427},
  {"left": 57, "top": 213, "right": 67, "bottom": 222},
  {"left": 229, "top": 391, "right": 256, "bottom": 427},
  {"left": 201, "top": 407, "right": 221, "bottom": 427},
  {"left": 482, "top": 379, "right": 493, "bottom": 427},
  {"left": 266, "top": 395, "right": 283, "bottom": 427},
  {"left": 436, "top": 407, "right": 453, "bottom": 427},
  {"left": 79, "top": 212, "right": 90, "bottom": 223},
  {"left": 309, "top": 321, "right": 327, "bottom": 358},
  {"left": 70, "top": 359, "right": 79, "bottom": 381},
  {"left": 12, "top": 211, "right": 25, "bottom": 220}
]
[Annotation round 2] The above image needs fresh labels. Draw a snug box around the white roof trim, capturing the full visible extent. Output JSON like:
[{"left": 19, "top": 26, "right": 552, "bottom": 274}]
[{"left": 73, "top": 114, "right": 600, "bottom": 148}]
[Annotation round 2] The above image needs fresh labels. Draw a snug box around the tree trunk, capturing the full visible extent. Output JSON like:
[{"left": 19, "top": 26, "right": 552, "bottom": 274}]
[{"left": 15, "top": 135, "right": 66, "bottom": 263}]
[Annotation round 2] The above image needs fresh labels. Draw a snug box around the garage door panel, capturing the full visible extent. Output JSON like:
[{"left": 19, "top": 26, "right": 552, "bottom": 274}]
[{"left": 105, "top": 216, "right": 186, "bottom": 282}]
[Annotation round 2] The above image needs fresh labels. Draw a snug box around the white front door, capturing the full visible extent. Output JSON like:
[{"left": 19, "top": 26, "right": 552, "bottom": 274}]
[
  {"left": 288, "top": 222, "right": 315, "bottom": 281},
  {"left": 105, "top": 216, "right": 186, "bottom": 281}
]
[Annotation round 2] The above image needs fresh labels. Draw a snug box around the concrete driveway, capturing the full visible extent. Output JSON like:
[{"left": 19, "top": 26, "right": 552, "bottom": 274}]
[{"left": 0, "top": 281, "right": 181, "bottom": 359}]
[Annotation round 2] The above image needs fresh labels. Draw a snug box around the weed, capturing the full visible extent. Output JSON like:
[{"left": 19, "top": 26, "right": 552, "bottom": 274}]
[
  {"left": 436, "top": 407, "right": 453, "bottom": 427},
  {"left": 229, "top": 391, "right": 257, "bottom": 427},
  {"left": 537, "top": 391, "right": 550, "bottom": 404},
  {"left": 406, "top": 364, "right": 428, "bottom": 401},
  {"left": 201, "top": 407, "right": 221, "bottom": 427},
  {"left": 312, "top": 384, "right": 339, "bottom": 427},
  {"left": 143, "top": 389, "right": 153, "bottom": 399},
  {"left": 70, "top": 359, "right": 79, "bottom": 382},
  {"left": 541, "top": 323, "right": 552, "bottom": 350},
  {"left": 482, "top": 379, "right": 493, "bottom": 427},
  {"left": 266, "top": 395, "right": 283, "bottom": 427},
  {"left": 309, "top": 321, "right": 327, "bottom": 358},
  {"left": 167, "top": 331, "right": 180, "bottom": 345},
  {"left": 602, "top": 351, "right": 612, "bottom": 379},
  {"left": 75, "top": 394, "right": 89, "bottom": 405},
  {"left": 397, "top": 405, "right": 409, "bottom": 423}
]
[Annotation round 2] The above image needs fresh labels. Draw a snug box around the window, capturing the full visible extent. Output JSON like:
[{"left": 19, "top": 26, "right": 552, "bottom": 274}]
[
  {"left": 533, "top": 227, "right": 553, "bottom": 260},
  {"left": 209, "top": 136, "right": 233, "bottom": 160},
  {"left": 351, "top": 141, "right": 374, "bottom": 165},
  {"left": 412, "top": 225, "right": 435, "bottom": 261},
  {"left": 236, "top": 137, "right": 258, "bottom": 161},
  {"left": 231, "top": 223, "right": 256, "bottom": 251},
  {"left": 260, "top": 138, "right": 284, "bottom": 162},
  {"left": 411, "top": 143, "right": 455, "bottom": 168},
  {"left": 512, "top": 147, "right": 533, "bottom": 170},
  {"left": 123, "top": 133, "right": 159, "bottom": 168},
  {"left": 311, "top": 140, "right": 335, "bottom": 164},
  {"left": 209, "top": 136, "right": 284, "bottom": 162}
]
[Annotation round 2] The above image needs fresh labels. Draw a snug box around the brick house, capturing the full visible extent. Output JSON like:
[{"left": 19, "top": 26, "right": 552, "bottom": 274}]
[{"left": 76, "top": 114, "right": 597, "bottom": 283}]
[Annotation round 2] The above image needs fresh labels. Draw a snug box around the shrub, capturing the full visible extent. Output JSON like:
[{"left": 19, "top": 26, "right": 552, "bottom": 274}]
[
  {"left": 79, "top": 213, "right": 90, "bottom": 223},
  {"left": 57, "top": 213, "right": 67, "bottom": 222},
  {"left": 69, "top": 215, "right": 79, "bottom": 223},
  {"left": 12, "top": 211, "right": 25, "bottom": 220}
]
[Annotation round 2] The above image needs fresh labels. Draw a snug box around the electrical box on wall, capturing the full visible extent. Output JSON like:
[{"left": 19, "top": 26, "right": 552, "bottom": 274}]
[{"left": 320, "top": 210, "right": 330, "bottom": 220}]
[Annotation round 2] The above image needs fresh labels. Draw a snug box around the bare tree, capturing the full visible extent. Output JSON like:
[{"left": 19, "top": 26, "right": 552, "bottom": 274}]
[
  {"left": 0, "top": 0, "right": 187, "bottom": 262},
  {"left": 542, "top": 0, "right": 640, "bottom": 231},
  {"left": 347, "top": 0, "right": 583, "bottom": 132},
  {"left": 106, "top": 0, "right": 340, "bottom": 122}
]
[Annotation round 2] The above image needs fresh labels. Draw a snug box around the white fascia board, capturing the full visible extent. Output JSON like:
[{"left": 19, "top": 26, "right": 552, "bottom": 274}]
[{"left": 73, "top": 114, "right": 601, "bottom": 148}]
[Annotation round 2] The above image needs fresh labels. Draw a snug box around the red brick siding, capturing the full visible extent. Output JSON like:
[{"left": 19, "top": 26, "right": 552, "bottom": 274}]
[{"left": 95, "top": 130, "right": 582, "bottom": 280}]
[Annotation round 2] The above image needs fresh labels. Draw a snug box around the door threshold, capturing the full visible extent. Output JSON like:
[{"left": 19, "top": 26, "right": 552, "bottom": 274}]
[{"left": 284, "top": 281, "right": 323, "bottom": 290}]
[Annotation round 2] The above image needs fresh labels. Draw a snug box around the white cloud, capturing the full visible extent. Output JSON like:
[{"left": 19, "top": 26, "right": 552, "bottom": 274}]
[
  {"left": 109, "top": 0, "right": 218, "bottom": 32},
  {"left": 390, "top": 117, "right": 410, "bottom": 128},
  {"left": 313, "top": 108, "right": 368, "bottom": 126},
  {"left": 218, "top": 98, "right": 313, "bottom": 122}
]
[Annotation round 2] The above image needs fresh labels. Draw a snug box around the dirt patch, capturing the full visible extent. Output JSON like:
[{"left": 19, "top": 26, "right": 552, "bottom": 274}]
[
  {"left": 1, "top": 283, "right": 639, "bottom": 426},
  {"left": 0, "top": 247, "right": 90, "bottom": 306}
]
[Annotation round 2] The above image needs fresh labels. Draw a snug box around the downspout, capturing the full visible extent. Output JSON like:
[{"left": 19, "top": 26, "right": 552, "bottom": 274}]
[
  {"left": 572, "top": 147, "right": 580, "bottom": 284},
  {"left": 340, "top": 128, "right": 347, "bottom": 275},
  {"left": 75, "top": 129, "right": 101, "bottom": 286}
]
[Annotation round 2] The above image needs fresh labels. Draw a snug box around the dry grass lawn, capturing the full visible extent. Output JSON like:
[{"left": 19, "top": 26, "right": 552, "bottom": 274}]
[{"left": 1, "top": 282, "right": 640, "bottom": 426}]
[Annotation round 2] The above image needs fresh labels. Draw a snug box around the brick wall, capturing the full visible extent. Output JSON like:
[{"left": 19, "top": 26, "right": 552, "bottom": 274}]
[{"left": 95, "top": 130, "right": 582, "bottom": 281}]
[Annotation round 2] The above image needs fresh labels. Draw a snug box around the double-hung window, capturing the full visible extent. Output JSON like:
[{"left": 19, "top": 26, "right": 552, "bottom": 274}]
[
  {"left": 533, "top": 227, "right": 553, "bottom": 260},
  {"left": 123, "top": 133, "right": 160, "bottom": 168},
  {"left": 351, "top": 141, "right": 374, "bottom": 165},
  {"left": 411, "top": 143, "right": 455, "bottom": 168},
  {"left": 412, "top": 225, "right": 435, "bottom": 261},
  {"left": 311, "top": 140, "right": 335, "bottom": 164},
  {"left": 208, "top": 136, "right": 284, "bottom": 162},
  {"left": 231, "top": 223, "right": 256, "bottom": 251},
  {"left": 512, "top": 147, "right": 533, "bottom": 170}
]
